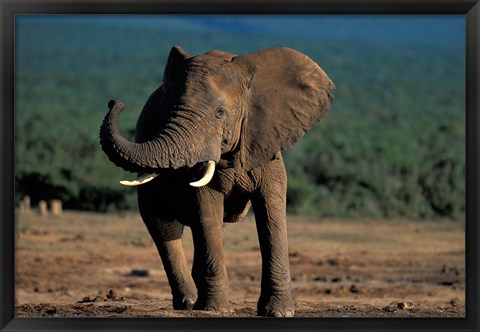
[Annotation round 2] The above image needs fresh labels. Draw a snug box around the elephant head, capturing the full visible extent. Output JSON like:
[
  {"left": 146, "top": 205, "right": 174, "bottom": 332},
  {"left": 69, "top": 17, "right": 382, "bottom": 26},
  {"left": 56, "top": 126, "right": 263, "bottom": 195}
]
[{"left": 100, "top": 46, "right": 335, "bottom": 186}]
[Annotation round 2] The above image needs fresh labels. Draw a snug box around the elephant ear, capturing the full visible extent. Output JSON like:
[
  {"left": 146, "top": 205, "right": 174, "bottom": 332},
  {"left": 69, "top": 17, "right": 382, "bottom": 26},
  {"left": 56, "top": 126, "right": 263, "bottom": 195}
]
[
  {"left": 232, "top": 47, "right": 335, "bottom": 170},
  {"left": 163, "top": 46, "right": 191, "bottom": 84}
]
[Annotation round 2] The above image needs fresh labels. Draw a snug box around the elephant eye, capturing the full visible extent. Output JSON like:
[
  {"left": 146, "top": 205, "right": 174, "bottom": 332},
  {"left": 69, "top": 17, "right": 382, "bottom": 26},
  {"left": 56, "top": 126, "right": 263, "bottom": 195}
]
[{"left": 215, "top": 106, "right": 227, "bottom": 119}]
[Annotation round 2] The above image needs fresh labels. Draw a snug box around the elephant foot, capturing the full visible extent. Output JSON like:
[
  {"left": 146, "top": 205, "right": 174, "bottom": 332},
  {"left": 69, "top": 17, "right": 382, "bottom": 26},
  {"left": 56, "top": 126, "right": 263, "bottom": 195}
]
[
  {"left": 193, "top": 295, "right": 230, "bottom": 312},
  {"left": 173, "top": 296, "right": 196, "bottom": 310},
  {"left": 257, "top": 291, "right": 295, "bottom": 317}
]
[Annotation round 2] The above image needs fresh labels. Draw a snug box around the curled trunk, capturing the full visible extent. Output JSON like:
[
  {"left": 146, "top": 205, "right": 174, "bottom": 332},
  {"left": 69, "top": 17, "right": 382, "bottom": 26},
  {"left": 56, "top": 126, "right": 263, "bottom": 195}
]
[{"left": 99, "top": 100, "right": 196, "bottom": 173}]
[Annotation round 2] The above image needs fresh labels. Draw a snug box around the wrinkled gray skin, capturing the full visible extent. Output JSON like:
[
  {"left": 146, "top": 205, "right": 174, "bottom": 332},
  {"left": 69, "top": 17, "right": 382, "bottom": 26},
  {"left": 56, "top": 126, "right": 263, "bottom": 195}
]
[{"left": 100, "top": 46, "right": 334, "bottom": 317}]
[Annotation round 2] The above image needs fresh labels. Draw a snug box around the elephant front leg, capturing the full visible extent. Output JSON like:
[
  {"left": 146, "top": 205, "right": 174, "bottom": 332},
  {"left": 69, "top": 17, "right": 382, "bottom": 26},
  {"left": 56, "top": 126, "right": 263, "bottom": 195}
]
[
  {"left": 251, "top": 162, "right": 294, "bottom": 317},
  {"left": 144, "top": 219, "right": 197, "bottom": 310},
  {"left": 190, "top": 190, "right": 230, "bottom": 312},
  {"left": 139, "top": 185, "right": 197, "bottom": 310}
]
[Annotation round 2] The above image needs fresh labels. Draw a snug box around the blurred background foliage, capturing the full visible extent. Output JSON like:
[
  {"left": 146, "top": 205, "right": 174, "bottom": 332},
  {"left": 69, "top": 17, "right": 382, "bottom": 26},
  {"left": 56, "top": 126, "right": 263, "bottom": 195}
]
[{"left": 15, "top": 15, "right": 465, "bottom": 220}]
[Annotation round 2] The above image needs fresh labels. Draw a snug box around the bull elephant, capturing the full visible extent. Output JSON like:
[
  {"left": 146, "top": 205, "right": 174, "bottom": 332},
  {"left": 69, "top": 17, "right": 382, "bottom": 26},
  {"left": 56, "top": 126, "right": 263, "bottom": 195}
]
[{"left": 99, "top": 46, "right": 335, "bottom": 317}]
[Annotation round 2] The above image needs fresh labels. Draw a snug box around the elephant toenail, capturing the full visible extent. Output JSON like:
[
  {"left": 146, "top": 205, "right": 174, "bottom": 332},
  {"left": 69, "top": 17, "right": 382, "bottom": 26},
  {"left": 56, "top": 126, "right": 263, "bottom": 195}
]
[
  {"left": 183, "top": 298, "right": 194, "bottom": 310},
  {"left": 285, "top": 311, "right": 294, "bottom": 317},
  {"left": 270, "top": 310, "right": 282, "bottom": 317},
  {"left": 205, "top": 306, "right": 216, "bottom": 311}
]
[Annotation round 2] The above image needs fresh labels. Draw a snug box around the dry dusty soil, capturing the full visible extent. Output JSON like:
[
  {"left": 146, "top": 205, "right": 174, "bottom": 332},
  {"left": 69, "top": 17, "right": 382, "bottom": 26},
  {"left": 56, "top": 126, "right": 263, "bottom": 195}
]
[{"left": 15, "top": 210, "right": 465, "bottom": 318}]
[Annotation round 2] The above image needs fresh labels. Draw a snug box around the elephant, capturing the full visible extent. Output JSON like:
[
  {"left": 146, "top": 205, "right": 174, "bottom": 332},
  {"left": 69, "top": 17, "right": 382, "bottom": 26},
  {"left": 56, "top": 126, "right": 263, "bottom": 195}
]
[{"left": 99, "top": 46, "right": 335, "bottom": 317}]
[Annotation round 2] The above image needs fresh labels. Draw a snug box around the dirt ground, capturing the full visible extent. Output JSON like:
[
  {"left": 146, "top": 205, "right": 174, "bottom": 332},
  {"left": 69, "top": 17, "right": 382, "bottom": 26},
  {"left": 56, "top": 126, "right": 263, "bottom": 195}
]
[{"left": 14, "top": 210, "right": 465, "bottom": 318}]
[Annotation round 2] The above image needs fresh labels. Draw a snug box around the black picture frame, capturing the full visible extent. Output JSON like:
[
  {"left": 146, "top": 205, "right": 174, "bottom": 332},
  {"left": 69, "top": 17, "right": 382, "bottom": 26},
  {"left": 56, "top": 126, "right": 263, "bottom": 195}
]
[{"left": 1, "top": 1, "right": 478, "bottom": 331}]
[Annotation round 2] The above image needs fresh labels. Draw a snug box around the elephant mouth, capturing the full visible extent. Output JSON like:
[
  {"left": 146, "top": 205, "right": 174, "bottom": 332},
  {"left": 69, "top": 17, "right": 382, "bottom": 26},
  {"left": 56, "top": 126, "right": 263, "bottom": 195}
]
[{"left": 119, "top": 160, "right": 216, "bottom": 188}]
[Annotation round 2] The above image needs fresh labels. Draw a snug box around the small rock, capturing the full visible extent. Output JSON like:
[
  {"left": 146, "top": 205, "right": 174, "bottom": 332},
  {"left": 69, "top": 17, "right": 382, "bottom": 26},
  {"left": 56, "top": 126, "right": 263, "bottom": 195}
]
[
  {"left": 439, "top": 280, "right": 457, "bottom": 286},
  {"left": 327, "top": 258, "right": 339, "bottom": 266},
  {"left": 349, "top": 284, "right": 359, "bottom": 293},
  {"left": 78, "top": 296, "right": 97, "bottom": 303},
  {"left": 101, "top": 305, "right": 128, "bottom": 314},
  {"left": 397, "top": 302, "right": 413, "bottom": 310},
  {"left": 45, "top": 307, "right": 57, "bottom": 315},
  {"left": 107, "top": 289, "right": 122, "bottom": 300},
  {"left": 331, "top": 276, "right": 342, "bottom": 283},
  {"left": 108, "top": 290, "right": 116, "bottom": 298},
  {"left": 343, "top": 305, "right": 356, "bottom": 311},
  {"left": 313, "top": 276, "right": 327, "bottom": 282},
  {"left": 383, "top": 305, "right": 396, "bottom": 313},
  {"left": 131, "top": 269, "right": 149, "bottom": 277}
]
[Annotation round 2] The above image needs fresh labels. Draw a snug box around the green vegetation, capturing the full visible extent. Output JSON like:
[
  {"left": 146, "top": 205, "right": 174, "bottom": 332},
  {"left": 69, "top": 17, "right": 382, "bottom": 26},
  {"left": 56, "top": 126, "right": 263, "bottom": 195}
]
[{"left": 15, "top": 17, "right": 465, "bottom": 220}]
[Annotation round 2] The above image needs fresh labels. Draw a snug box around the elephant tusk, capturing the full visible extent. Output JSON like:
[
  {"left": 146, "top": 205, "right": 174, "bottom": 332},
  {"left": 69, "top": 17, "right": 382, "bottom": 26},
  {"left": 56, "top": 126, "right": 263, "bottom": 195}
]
[
  {"left": 189, "top": 160, "right": 216, "bottom": 187},
  {"left": 120, "top": 173, "right": 159, "bottom": 186}
]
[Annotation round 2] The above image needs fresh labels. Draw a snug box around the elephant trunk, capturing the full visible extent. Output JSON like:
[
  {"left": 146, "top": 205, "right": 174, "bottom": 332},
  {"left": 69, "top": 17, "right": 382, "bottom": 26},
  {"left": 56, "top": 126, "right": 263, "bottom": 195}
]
[{"left": 99, "top": 100, "right": 202, "bottom": 174}]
